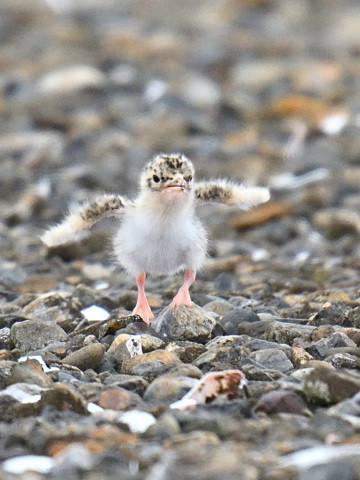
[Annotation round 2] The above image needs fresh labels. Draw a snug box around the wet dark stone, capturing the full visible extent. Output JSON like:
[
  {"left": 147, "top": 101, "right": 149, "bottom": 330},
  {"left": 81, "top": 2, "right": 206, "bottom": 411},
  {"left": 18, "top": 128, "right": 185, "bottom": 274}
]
[
  {"left": 306, "top": 332, "right": 357, "bottom": 359},
  {"left": 254, "top": 390, "right": 310, "bottom": 416},
  {"left": 219, "top": 308, "right": 261, "bottom": 334},
  {"left": 308, "top": 303, "right": 352, "bottom": 327}
]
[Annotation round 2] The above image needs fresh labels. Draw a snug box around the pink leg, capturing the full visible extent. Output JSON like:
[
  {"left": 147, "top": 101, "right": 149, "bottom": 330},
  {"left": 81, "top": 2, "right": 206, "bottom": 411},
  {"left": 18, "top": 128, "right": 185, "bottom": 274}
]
[
  {"left": 132, "top": 271, "right": 154, "bottom": 324},
  {"left": 170, "top": 269, "right": 196, "bottom": 308}
]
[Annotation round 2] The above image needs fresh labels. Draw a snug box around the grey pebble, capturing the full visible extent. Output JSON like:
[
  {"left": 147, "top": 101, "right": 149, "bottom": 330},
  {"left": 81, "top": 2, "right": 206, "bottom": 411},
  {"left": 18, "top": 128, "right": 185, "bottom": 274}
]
[
  {"left": 10, "top": 320, "right": 67, "bottom": 352},
  {"left": 152, "top": 305, "right": 216, "bottom": 343}
]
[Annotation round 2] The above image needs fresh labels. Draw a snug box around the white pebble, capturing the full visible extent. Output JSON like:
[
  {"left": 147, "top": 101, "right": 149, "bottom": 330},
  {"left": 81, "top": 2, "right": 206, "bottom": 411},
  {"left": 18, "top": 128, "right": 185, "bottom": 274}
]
[
  {"left": 120, "top": 410, "right": 156, "bottom": 433},
  {"left": 38, "top": 65, "right": 105, "bottom": 94},
  {"left": 81, "top": 305, "right": 110, "bottom": 321},
  {"left": 144, "top": 79, "right": 168, "bottom": 103},
  {"left": 2, "top": 455, "right": 54, "bottom": 474},
  {"left": 320, "top": 111, "right": 349, "bottom": 136}
]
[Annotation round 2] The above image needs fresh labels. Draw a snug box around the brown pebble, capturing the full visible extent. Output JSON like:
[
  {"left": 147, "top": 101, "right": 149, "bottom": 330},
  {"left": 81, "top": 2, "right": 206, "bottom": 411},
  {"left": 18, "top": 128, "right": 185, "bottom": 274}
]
[
  {"left": 228, "top": 200, "right": 291, "bottom": 229},
  {"left": 98, "top": 387, "right": 143, "bottom": 410},
  {"left": 62, "top": 343, "right": 105, "bottom": 371},
  {"left": 121, "top": 349, "right": 181, "bottom": 374},
  {"left": 311, "top": 325, "right": 335, "bottom": 342},
  {"left": 291, "top": 346, "right": 313, "bottom": 368}
]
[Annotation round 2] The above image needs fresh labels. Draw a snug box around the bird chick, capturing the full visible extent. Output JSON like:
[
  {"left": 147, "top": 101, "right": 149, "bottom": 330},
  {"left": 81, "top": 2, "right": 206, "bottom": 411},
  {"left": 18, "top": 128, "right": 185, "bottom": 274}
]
[{"left": 42, "top": 153, "right": 270, "bottom": 323}]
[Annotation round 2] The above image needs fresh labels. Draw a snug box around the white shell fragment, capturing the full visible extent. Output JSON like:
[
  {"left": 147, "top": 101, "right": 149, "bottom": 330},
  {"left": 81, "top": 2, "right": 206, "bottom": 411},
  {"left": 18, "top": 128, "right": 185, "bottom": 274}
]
[
  {"left": 126, "top": 335, "right": 143, "bottom": 357},
  {"left": 18, "top": 354, "right": 60, "bottom": 373},
  {"left": 81, "top": 305, "right": 110, "bottom": 321},
  {"left": 1, "top": 384, "right": 44, "bottom": 404},
  {"left": 120, "top": 410, "right": 156, "bottom": 433},
  {"left": 2, "top": 455, "right": 54, "bottom": 474},
  {"left": 87, "top": 402, "right": 104, "bottom": 413},
  {"left": 170, "top": 369, "right": 247, "bottom": 410}
]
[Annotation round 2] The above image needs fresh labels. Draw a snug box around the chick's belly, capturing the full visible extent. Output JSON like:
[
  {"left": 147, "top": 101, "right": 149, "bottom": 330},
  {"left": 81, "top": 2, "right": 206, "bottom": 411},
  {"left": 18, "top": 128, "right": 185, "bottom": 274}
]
[{"left": 114, "top": 226, "right": 206, "bottom": 276}]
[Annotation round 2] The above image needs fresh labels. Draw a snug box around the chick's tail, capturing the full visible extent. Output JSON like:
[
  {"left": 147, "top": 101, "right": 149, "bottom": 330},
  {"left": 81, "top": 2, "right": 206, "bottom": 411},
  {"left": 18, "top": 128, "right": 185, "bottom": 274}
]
[{"left": 41, "top": 193, "right": 132, "bottom": 247}]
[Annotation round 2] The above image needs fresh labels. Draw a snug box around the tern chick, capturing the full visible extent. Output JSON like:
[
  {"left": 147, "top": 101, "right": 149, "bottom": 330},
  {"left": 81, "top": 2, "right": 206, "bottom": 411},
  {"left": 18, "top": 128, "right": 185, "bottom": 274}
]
[{"left": 42, "top": 153, "right": 270, "bottom": 323}]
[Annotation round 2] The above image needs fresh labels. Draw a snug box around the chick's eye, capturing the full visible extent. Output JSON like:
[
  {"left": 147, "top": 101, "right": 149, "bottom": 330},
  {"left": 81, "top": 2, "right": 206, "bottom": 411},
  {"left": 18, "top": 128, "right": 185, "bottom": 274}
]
[
  {"left": 153, "top": 175, "right": 160, "bottom": 183},
  {"left": 185, "top": 175, "right": 193, "bottom": 182}
]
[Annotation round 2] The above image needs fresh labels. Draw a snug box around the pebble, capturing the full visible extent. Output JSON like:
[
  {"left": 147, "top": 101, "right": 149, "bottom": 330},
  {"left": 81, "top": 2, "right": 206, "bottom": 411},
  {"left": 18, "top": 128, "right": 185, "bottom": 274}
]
[
  {"left": 120, "top": 410, "right": 156, "bottom": 433},
  {"left": 7, "top": 363, "right": 53, "bottom": 388},
  {"left": 202, "top": 299, "right": 234, "bottom": 316},
  {"left": 303, "top": 367, "right": 360, "bottom": 405},
  {"left": 165, "top": 341, "right": 206, "bottom": 363},
  {"left": 254, "top": 390, "right": 311, "bottom": 416},
  {"left": 2, "top": 455, "right": 54, "bottom": 475},
  {"left": 38, "top": 65, "right": 106, "bottom": 95},
  {"left": 152, "top": 305, "right": 216, "bottom": 343},
  {"left": 121, "top": 350, "right": 181, "bottom": 375},
  {"left": 98, "top": 387, "right": 143, "bottom": 410},
  {"left": 10, "top": 320, "right": 67, "bottom": 352},
  {"left": 194, "top": 336, "right": 250, "bottom": 372},
  {"left": 248, "top": 348, "right": 293, "bottom": 373},
  {"left": 62, "top": 343, "right": 106, "bottom": 371},
  {"left": 81, "top": 305, "right": 110, "bottom": 321},
  {"left": 104, "top": 374, "right": 149, "bottom": 396},
  {"left": 219, "top": 308, "right": 261, "bottom": 335},
  {"left": 306, "top": 332, "right": 357, "bottom": 359}
]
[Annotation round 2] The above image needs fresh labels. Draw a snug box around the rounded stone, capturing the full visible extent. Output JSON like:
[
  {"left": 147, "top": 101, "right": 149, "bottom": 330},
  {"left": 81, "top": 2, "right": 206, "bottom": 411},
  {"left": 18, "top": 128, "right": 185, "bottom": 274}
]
[
  {"left": 62, "top": 343, "right": 106, "bottom": 371},
  {"left": 152, "top": 305, "right": 216, "bottom": 343}
]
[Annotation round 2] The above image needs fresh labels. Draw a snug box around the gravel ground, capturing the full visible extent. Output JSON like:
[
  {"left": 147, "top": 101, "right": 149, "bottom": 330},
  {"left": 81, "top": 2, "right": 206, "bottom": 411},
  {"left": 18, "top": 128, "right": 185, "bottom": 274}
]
[{"left": 1, "top": 1, "right": 360, "bottom": 479}]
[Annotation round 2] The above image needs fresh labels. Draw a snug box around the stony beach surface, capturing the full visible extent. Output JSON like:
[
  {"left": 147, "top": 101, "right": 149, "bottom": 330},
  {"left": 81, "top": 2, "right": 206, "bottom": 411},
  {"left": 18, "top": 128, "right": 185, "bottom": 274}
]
[{"left": 1, "top": 1, "right": 360, "bottom": 478}]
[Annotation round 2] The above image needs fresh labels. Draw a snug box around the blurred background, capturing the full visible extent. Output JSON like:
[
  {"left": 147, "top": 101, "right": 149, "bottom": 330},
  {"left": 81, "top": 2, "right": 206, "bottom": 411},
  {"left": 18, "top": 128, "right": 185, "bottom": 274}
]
[{"left": 1, "top": 0, "right": 360, "bottom": 286}]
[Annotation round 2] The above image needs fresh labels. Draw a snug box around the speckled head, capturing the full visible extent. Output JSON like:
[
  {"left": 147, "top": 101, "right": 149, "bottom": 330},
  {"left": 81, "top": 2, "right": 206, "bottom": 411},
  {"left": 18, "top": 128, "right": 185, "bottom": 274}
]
[{"left": 140, "top": 153, "right": 195, "bottom": 193}]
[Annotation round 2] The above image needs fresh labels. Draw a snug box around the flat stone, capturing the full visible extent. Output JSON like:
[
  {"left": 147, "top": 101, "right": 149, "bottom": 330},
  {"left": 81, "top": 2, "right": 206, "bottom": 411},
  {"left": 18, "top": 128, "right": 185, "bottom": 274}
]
[
  {"left": 103, "top": 374, "right": 149, "bottom": 396},
  {"left": 121, "top": 350, "right": 181, "bottom": 375},
  {"left": 10, "top": 320, "right": 67, "bottom": 352},
  {"left": 248, "top": 348, "right": 293, "bottom": 373},
  {"left": 307, "top": 332, "right": 357, "bottom": 359}
]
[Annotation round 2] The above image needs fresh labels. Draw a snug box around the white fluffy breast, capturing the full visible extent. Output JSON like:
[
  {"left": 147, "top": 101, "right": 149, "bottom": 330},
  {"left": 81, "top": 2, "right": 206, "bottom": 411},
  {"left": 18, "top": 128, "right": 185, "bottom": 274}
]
[{"left": 113, "top": 206, "right": 207, "bottom": 276}]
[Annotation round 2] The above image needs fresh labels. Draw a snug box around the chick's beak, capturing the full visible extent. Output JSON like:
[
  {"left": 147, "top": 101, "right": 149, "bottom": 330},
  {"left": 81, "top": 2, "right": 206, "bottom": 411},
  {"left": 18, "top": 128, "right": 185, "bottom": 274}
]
[{"left": 164, "top": 176, "right": 186, "bottom": 190}]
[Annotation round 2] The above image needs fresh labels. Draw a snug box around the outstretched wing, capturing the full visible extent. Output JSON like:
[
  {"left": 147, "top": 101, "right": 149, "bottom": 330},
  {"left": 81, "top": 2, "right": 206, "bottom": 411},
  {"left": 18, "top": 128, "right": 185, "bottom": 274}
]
[
  {"left": 194, "top": 180, "right": 270, "bottom": 209},
  {"left": 41, "top": 193, "right": 133, "bottom": 247}
]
